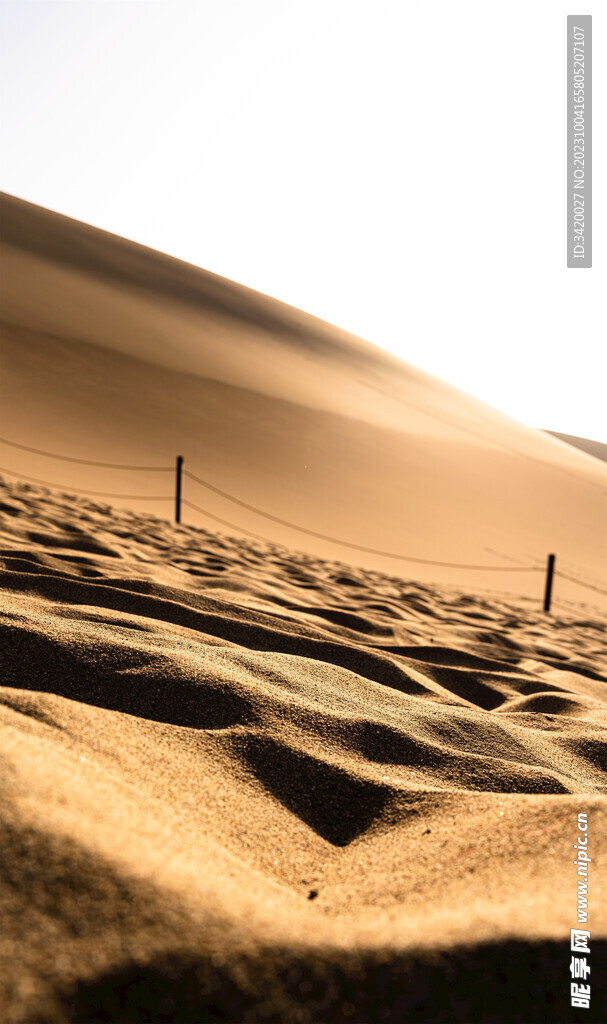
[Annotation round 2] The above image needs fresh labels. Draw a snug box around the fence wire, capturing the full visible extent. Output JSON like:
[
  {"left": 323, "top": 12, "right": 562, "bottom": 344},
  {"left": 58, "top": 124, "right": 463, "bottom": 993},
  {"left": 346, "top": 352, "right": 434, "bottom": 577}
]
[
  {"left": 554, "top": 570, "right": 607, "bottom": 599},
  {"left": 0, "top": 466, "right": 172, "bottom": 501},
  {"left": 0, "top": 437, "right": 172, "bottom": 471},
  {"left": 183, "top": 468, "right": 543, "bottom": 571},
  {"left": 182, "top": 499, "right": 271, "bottom": 542},
  {"left": 1, "top": 436, "right": 606, "bottom": 601}
]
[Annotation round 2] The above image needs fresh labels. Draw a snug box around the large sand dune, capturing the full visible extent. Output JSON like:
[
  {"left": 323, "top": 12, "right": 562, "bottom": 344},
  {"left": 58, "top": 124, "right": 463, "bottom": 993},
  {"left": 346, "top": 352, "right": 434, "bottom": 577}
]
[
  {"left": 1, "top": 194, "right": 606, "bottom": 1022},
  {"left": 1, "top": 192, "right": 606, "bottom": 613}
]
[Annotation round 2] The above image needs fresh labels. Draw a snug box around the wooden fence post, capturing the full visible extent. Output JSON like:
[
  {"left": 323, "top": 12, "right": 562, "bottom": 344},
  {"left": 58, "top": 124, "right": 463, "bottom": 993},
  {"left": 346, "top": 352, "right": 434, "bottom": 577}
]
[
  {"left": 543, "top": 553, "right": 556, "bottom": 612},
  {"left": 175, "top": 456, "right": 183, "bottom": 524}
]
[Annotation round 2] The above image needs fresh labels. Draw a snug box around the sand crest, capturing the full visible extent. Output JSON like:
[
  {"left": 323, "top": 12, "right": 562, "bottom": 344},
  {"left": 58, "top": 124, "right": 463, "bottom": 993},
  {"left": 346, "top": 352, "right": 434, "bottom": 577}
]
[{"left": 1, "top": 480, "right": 605, "bottom": 1023}]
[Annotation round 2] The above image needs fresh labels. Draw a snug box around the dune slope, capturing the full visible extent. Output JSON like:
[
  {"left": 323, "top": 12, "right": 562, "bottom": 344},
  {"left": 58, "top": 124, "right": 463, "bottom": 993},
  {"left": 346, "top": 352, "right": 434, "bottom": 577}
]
[
  {"left": 1, "top": 479, "right": 606, "bottom": 1023},
  {"left": 545, "top": 431, "right": 607, "bottom": 466},
  {"left": 1, "top": 192, "right": 606, "bottom": 612}
]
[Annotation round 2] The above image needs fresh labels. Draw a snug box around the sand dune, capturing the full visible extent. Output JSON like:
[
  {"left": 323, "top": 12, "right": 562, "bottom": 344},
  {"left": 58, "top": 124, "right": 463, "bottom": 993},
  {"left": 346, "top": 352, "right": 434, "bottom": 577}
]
[
  {"left": 1, "top": 192, "right": 606, "bottom": 613},
  {"left": 1, "top": 480, "right": 606, "bottom": 1023},
  {"left": 1, "top": 195, "right": 607, "bottom": 1022},
  {"left": 545, "top": 431, "right": 607, "bottom": 467}
]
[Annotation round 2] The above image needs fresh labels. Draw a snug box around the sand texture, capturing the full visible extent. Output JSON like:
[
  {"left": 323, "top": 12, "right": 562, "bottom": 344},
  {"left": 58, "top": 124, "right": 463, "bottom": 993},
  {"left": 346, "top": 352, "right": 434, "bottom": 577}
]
[
  {"left": 1, "top": 480, "right": 606, "bottom": 1023},
  {"left": 1, "top": 194, "right": 607, "bottom": 1022}
]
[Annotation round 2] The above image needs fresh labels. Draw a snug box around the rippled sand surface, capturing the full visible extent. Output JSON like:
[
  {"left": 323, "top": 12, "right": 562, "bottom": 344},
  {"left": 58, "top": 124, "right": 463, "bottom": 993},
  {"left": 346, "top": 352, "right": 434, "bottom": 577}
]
[{"left": 1, "top": 480, "right": 605, "bottom": 1023}]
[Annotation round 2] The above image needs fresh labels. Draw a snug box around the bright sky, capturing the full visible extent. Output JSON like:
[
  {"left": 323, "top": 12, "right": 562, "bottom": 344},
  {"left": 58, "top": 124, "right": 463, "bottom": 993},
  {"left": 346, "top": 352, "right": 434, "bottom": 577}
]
[{"left": 1, "top": 0, "right": 605, "bottom": 442}]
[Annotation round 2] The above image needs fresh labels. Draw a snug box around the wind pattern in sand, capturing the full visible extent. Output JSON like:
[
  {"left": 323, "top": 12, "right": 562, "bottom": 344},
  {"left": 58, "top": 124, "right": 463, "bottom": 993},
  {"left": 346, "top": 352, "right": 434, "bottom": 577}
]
[{"left": 1, "top": 480, "right": 606, "bottom": 1023}]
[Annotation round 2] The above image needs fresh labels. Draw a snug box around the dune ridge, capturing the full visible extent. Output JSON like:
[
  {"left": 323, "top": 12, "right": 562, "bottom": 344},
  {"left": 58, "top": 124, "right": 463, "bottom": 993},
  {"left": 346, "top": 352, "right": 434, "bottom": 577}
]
[
  {"left": 545, "top": 431, "right": 607, "bottom": 466},
  {"left": 1, "top": 479, "right": 606, "bottom": 1023},
  {"left": 2, "top": 191, "right": 607, "bottom": 613}
]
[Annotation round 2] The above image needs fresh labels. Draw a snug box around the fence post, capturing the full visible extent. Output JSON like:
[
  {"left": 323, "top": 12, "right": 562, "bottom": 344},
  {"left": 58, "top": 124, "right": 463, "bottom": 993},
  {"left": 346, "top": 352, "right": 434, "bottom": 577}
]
[
  {"left": 175, "top": 456, "right": 183, "bottom": 524},
  {"left": 543, "top": 553, "right": 556, "bottom": 612}
]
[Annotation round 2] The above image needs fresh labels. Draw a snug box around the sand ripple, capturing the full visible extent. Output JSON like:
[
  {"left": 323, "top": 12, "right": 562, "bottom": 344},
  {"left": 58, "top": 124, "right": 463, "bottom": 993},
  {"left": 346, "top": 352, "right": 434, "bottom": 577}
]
[{"left": 1, "top": 480, "right": 606, "bottom": 1023}]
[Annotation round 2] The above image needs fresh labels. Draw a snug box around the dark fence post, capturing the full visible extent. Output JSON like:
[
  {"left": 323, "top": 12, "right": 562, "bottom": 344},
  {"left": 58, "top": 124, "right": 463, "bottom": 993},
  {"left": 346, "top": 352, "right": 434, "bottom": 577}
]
[
  {"left": 544, "top": 553, "right": 556, "bottom": 612},
  {"left": 175, "top": 456, "right": 183, "bottom": 524}
]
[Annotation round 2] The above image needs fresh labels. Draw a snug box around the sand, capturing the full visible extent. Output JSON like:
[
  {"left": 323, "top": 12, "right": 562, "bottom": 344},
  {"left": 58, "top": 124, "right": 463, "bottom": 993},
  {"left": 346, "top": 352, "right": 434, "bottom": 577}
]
[
  {"left": 1, "top": 480, "right": 606, "bottom": 1023},
  {"left": 545, "top": 432, "right": 607, "bottom": 467},
  {"left": 1, "top": 194, "right": 606, "bottom": 1022},
  {"left": 2, "top": 193, "right": 607, "bottom": 613}
]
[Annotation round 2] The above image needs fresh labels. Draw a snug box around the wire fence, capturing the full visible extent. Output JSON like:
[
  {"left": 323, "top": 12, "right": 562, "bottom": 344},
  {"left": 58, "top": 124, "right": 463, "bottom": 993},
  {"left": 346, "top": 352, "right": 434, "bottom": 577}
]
[
  {"left": 0, "top": 465, "right": 173, "bottom": 501},
  {"left": 1, "top": 435, "right": 606, "bottom": 607},
  {"left": 182, "top": 498, "right": 271, "bottom": 542},
  {"left": 182, "top": 466, "right": 543, "bottom": 572},
  {"left": 0, "top": 437, "right": 173, "bottom": 471},
  {"left": 552, "top": 570, "right": 607, "bottom": 599}
]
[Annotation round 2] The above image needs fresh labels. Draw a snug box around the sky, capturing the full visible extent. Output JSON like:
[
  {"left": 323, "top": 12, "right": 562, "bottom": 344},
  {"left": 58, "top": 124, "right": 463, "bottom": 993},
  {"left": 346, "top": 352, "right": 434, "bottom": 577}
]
[{"left": 1, "top": 0, "right": 605, "bottom": 442}]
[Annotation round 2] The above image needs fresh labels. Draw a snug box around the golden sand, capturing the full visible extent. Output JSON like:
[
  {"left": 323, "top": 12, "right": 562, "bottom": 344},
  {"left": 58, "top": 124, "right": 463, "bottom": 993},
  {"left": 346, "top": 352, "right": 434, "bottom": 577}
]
[{"left": 1, "top": 194, "right": 606, "bottom": 1022}]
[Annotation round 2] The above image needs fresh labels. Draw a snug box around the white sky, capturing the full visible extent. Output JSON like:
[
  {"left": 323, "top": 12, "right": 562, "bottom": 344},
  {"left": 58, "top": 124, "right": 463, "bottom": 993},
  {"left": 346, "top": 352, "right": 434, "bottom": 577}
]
[{"left": 1, "top": 0, "right": 605, "bottom": 442}]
